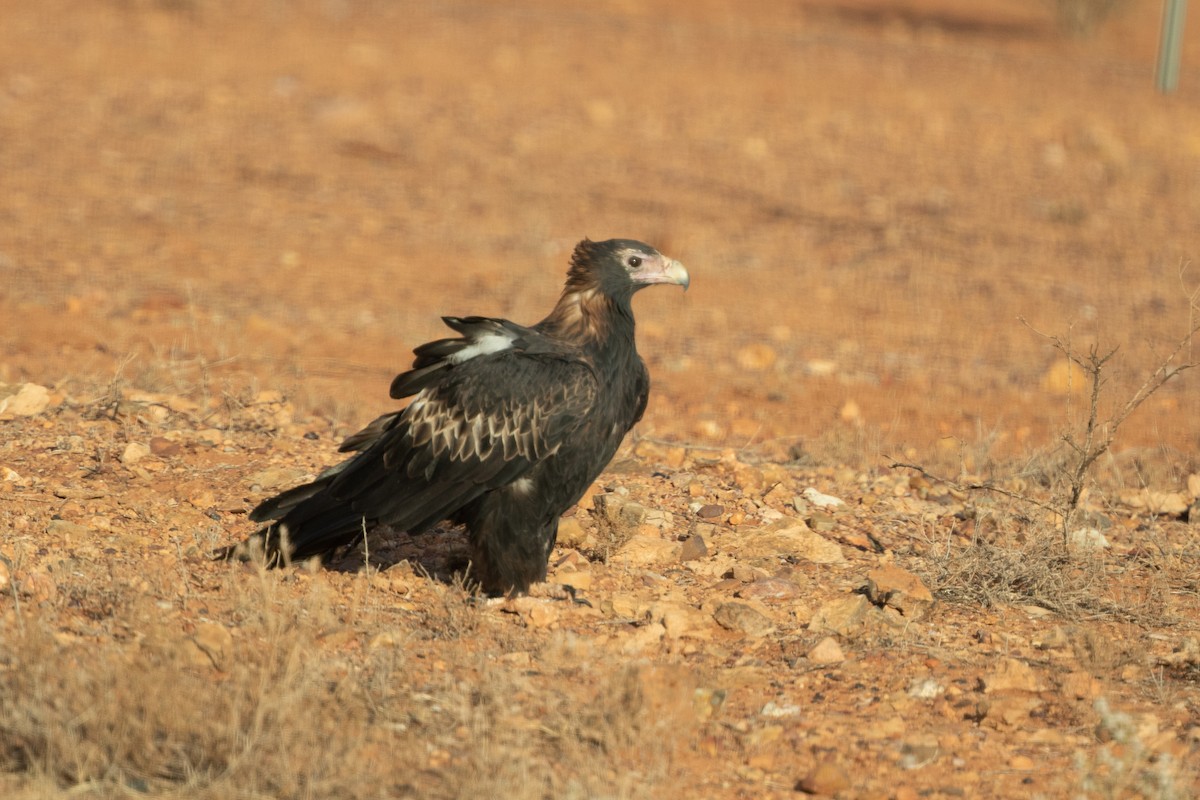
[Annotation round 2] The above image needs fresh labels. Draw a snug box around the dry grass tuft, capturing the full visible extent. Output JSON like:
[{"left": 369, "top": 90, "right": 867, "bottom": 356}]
[{"left": 0, "top": 562, "right": 691, "bottom": 799}]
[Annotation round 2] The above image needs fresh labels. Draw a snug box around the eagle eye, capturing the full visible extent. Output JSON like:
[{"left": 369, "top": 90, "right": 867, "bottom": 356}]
[{"left": 627, "top": 255, "right": 643, "bottom": 268}]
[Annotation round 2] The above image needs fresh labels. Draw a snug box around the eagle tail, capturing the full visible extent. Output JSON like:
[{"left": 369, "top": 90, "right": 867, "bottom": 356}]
[{"left": 215, "top": 477, "right": 371, "bottom": 566}]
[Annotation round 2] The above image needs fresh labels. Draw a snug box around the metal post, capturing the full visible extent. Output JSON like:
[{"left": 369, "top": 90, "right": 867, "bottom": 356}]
[{"left": 1156, "top": 0, "right": 1188, "bottom": 93}]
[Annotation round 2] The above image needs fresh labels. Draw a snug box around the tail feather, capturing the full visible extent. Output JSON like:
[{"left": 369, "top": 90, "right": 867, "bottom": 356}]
[{"left": 218, "top": 490, "right": 372, "bottom": 566}]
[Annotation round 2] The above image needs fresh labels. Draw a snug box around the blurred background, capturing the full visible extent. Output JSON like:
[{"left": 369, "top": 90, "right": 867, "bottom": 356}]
[{"left": 1, "top": 0, "right": 1198, "bottom": 477}]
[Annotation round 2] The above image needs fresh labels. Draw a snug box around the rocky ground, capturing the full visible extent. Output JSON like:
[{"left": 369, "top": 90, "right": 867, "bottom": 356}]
[
  {"left": 2, "top": 381, "right": 1198, "bottom": 799},
  {"left": 3, "top": 1, "right": 1200, "bottom": 798}
]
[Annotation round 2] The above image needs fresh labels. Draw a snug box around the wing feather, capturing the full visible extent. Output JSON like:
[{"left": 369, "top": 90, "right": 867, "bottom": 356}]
[{"left": 320, "top": 334, "right": 597, "bottom": 536}]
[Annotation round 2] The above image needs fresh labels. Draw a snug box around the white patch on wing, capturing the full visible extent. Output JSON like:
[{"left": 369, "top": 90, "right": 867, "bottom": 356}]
[
  {"left": 449, "top": 332, "right": 514, "bottom": 364},
  {"left": 510, "top": 477, "right": 534, "bottom": 495}
]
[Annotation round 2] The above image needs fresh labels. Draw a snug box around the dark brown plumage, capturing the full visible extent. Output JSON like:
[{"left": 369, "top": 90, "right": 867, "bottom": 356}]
[{"left": 218, "top": 238, "right": 689, "bottom": 595}]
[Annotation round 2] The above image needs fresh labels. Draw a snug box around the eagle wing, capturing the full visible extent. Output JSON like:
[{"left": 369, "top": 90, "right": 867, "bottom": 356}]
[{"left": 246, "top": 317, "right": 598, "bottom": 560}]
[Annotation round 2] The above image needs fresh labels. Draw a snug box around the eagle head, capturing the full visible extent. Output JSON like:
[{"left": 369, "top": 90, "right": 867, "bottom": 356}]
[{"left": 568, "top": 238, "right": 690, "bottom": 298}]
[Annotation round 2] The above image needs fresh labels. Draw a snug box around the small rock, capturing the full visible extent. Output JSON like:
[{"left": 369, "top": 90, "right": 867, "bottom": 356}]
[
  {"left": 249, "top": 467, "right": 310, "bottom": 491},
  {"left": 121, "top": 442, "right": 152, "bottom": 465},
  {"left": 864, "top": 565, "right": 933, "bottom": 618},
  {"left": 981, "top": 694, "right": 1044, "bottom": 729},
  {"left": 693, "top": 687, "right": 727, "bottom": 719},
  {"left": 802, "top": 487, "right": 845, "bottom": 509},
  {"left": 654, "top": 601, "right": 712, "bottom": 640},
  {"left": 1121, "top": 489, "right": 1189, "bottom": 516},
  {"left": 193, "top": 428, "right": 224, "bottom": 446},
  {"left": 899, "top": 735, "right": 940, "bottom": 769},
  {"left": 736, "top": 343, "right": 777, "bottom": 372},
  {"left": 1187, "top": 473, "right": 1200, "bottom": 500},
  {"left": 620, "top": 622, "right": 666, "bottom": 654},
  {"left": 737, "top": 577, "right": 801, "bottom": 601},
  {"left": 1067, "top": 527, "right": 1109, "bottom": 552},
  {"left": 737, "top": 523, "right": 845, "bottom": 564},
  {"left": 761, "top": 699, "right": 802, "bottom": 718},
  {"left": 0, "top": 383, "right": 51, "bottom": 418},
  {"left": 557, "top": 516, "right": 588, "bottom": 548},
  {"left": 46, "top": 519, "right": 91, "bottom": 540},
  {"left": 19, "top": 570, "right": 57, "bottom": 603},
  {"left": 594, "top": 493, "right": 647, "bottom": 527},
  {"left": 697, "top": 504, "right": 724, "bottom": 519},
  {"left": 1059, "top": 671, "right": 1101, "bottom": 700},
  {"left": 508, "top": 597, "right": 560, "bottom": 629},
  {"left": 679, "top": 533, "right": 708, "bottom": 561},
  {"left": 810, "top": 595, "right": 871, "bottom": 636},
  {"left": 807, "top": 636, "right": 845, "bottom": 665},
  {"left": 732, "top": 465, "right": 765, "bottom": 494},
  {"left": 712, "top": 602, "right": 775, "bottom": 637},
  {"left": 611, "top": 535, "right": 680, "bottom": 567},
  {"left": 1034, "top": 626, "right": 1071, "bottom": 650},
  {"left": 605, "top": 592, "right": 650, "bottom": 619},
  {"left": 983, "top": 658, "right": 1044, "bottom": 693},
  {"left": 806, "top": 511, "right": 836, "bottom": 532},
  {"left": 368, "top": 631, "right": 402, "bottom": 650},
  {"left": 150, "top": 436, "right": 182, "bottom": 457},
  {"left": 806, "top": 359, "right": 837, "bottom": 376},
  {"left": 907, "top": 677, "right": 945, "bottom": 699},
  {"left": 795, "top": 761, "right": 851, "bottom": 795}
]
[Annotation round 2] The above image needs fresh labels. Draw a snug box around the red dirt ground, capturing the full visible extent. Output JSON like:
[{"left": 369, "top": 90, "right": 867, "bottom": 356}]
[{"left": 2, "top": 1, "right": 1200, "bottom": 798}]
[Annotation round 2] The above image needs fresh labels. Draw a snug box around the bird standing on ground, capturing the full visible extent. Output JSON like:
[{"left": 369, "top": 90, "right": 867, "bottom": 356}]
[{"left": 219, "top": 238, "right": 689, "bottom": 595}]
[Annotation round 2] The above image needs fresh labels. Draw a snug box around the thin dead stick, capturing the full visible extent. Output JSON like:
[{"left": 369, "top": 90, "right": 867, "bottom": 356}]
[{"left": 887, "top": 458, "right": 1059, "bottom": 517}]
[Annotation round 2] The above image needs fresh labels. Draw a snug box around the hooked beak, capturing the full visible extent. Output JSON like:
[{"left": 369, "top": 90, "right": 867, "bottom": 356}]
[{"left": 633, "top": 257, "right": 690, "bottom": 292}]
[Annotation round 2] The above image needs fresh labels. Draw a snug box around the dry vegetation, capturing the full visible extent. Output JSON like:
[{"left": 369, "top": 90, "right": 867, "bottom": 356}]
[{"left": 4, "top": 1, "right": 1200, "bottom": 798}]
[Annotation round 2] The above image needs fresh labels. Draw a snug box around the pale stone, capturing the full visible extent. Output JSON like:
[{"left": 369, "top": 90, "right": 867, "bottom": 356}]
[
  {"left": 249, "top": 467, "right": 310, "bottom": 491},
  {"left": 737, "top": 523, "right": 845, "bottom": 565},
  {"left": 737, "top": 577, "right": 801, "bottom": 601},
  {"left": 810, "top": 595, "right": 871, "bottom": 636},
  {"left": 121, "top": 442, "right": 152, "bottom": 465},
  {"left": 1060, "top": 671, "right": 1101, "bottom": 700},
  {"left": 735, "top": 343, "right": 777, "bottom": 371},
  {"left": 983, "top": 658, "right": 1044, "bottom": 693},
  {"left": 611, "top": 535, "right": 680, "bottom": 567},
  {"left": 982, "top": 694, "right": 1044, "bottom": 728},
  {"left": 802, "top": 487, "right": 846, "bottom": 508},
  {"left": 0, "top": 383, "right": 50, "bottom": 418},
  {"left": 620, "top": 622, "right": 666, "bottom": 654},
  {"left": 1067, "top": 527, "right": 1110, "bottom": 552},
  {"left": 807, "top": 636, "right": 845, "bottom": 664},
  {"left": 796, "top": 761, "right": 851, "bottom": 795},
  {"left": 46, "top": 519, "right": 91, "bottom": 540},
  {"left": 907, "top": 677, "right": 945, "bottom": 699},
  {"left": 864, "top": 565, "right": 934, "bottom": 618},
  {"left": 712, "top": 602, "right": 775, "bottom": 637},
  {"left": 556, "top": 516, "right": 587, "bottom": 548},
  {"left": 653, "top": 601, "right": 712, "bottom": 640}
]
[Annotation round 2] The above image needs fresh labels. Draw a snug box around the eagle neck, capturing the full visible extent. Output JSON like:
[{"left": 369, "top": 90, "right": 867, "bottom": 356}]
[{"left": 541, "top": 284, "right": 636, "bottom": 351}]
